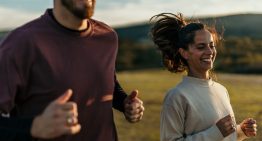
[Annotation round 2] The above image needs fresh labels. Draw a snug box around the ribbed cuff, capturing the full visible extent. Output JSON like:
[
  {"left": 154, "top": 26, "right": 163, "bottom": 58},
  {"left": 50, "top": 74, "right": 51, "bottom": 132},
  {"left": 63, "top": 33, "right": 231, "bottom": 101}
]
[{"left": 0, "top": 117, "right": 34, "bottom": 140}]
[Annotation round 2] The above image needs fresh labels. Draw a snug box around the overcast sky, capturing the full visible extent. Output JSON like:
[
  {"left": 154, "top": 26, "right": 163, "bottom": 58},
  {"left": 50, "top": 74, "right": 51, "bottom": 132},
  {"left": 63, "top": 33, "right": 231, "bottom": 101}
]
[{"left": 0, "top": 0, "right": 261, "bottom": 30}]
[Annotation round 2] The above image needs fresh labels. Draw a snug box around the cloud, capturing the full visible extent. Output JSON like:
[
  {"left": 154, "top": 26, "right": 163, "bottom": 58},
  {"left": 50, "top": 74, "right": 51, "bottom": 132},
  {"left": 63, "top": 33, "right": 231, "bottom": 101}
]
[
  {"left": 0, "top": 0, "right": 52, "bottom": 12},
  {"left": 0, "top": 0, "right": 261, "bottom": 29},
  {"left": 0, "top": 6, "right": 41, "bottom": 30},
  {"left": 94, "top": 0, "right": 261, "bottom": 27},
  {"left": 96, "top": 0, "right": 141, "bottom": 9}
]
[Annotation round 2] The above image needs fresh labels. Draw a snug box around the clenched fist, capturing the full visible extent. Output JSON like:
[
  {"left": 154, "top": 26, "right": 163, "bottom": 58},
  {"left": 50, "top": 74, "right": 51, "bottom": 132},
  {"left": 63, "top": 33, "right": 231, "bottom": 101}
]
[{"left": 31, "top": 89, "right": 81, "bottom": 139}]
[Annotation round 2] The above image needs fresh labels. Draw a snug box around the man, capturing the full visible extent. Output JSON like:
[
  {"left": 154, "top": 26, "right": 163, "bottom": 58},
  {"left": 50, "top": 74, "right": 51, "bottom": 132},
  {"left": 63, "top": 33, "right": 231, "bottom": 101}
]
[{"left": 0, "top": 0, "right": 144, "bottom": 140}]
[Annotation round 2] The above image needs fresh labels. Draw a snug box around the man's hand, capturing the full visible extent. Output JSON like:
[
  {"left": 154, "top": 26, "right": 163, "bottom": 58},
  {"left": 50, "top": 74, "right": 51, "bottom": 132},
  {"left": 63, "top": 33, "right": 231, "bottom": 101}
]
[
  {"left": 31, "top": 89, "right": 81, "bottom": 139},
  {"left": 124, "top": 90, "right": 144, "bottom": 123},
  {"left": 216, "top": 115, "right": 236, "bottom": 137},
  {"left": 240, "top": 118, "right": 257, "bottom": 137}
]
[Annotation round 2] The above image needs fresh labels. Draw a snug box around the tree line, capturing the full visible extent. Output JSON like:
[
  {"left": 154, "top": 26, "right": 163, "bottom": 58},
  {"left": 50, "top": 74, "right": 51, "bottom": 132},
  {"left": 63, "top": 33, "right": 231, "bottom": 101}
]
[{"left": 116, "top": 36, "right": 262, "bottom": 74}]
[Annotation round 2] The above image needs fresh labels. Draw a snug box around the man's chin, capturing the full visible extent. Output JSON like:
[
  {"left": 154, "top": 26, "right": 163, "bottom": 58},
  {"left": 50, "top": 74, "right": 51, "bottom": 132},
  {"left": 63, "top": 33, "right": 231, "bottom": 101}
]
[
  {"left": 74, "top": 9, "right": 94, "bottom": 19},
  {"left": 72, "top": 11, "right": 92, "bottom": 19}
]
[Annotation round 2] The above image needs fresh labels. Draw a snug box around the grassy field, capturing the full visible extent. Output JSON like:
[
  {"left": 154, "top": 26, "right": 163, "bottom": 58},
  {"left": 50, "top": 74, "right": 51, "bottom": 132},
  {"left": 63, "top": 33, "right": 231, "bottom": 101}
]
[{"left": 113, "top": 69, "right": 262, "bottom": 141}]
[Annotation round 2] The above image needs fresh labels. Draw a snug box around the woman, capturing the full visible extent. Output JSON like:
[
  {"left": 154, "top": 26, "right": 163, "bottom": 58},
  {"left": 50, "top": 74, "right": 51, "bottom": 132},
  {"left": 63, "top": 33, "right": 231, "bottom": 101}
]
[{"left": 150, "top": 13, "right": 257, "bottom": 141}]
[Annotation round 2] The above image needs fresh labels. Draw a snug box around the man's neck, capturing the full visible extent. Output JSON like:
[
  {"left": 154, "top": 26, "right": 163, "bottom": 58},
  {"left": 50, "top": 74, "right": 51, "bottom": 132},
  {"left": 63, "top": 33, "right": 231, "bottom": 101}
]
[{"left": 53, "top": 3, "right": 88, "bottom": 31}]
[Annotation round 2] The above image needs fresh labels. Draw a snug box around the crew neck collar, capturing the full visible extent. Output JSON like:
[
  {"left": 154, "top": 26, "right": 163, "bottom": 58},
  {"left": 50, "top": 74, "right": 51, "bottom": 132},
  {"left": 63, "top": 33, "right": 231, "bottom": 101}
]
[
  {"left": 183, "top": 76, "right": 214, "bottom": 87},
  {"left": 44, "top": 9, "right": 94, "bottom": 37}
]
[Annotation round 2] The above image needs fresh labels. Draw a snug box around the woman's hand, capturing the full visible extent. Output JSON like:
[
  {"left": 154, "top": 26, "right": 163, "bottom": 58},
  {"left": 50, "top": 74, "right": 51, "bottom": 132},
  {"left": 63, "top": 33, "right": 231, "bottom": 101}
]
[{"left": 240, "top": 118, "right": 257, "bottom": 137}]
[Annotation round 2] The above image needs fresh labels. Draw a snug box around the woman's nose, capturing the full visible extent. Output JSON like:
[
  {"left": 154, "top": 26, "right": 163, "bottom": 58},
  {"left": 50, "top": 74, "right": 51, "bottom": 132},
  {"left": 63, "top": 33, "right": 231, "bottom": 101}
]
[{"left": 205, "top": 46, "right": 213, "bottom": 55}]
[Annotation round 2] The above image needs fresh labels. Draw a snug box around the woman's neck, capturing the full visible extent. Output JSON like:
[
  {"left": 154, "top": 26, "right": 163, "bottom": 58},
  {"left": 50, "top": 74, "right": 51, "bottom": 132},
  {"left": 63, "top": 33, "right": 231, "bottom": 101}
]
[{"left": 188, "top": 70, "right": 209, "bottom": 80}]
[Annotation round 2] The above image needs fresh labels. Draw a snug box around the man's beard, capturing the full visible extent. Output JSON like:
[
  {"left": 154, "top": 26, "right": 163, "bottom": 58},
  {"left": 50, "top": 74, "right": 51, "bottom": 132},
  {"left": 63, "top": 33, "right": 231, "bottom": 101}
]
[{"left": 61, "top": 0, "right": 95, "bottom": 19}]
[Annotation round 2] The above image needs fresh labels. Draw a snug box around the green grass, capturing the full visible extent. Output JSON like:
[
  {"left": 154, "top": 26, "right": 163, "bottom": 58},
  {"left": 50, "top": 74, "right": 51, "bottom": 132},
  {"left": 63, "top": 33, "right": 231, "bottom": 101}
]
[{"left": 114, "top": 69, "right": 262, "bottom": 141}]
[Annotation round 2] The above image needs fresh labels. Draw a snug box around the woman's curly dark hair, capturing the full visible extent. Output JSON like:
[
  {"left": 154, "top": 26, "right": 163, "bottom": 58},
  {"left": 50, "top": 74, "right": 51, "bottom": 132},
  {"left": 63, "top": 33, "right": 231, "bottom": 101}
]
[{"left": 150, "top": 13, "right": 220, "bottom": 73}]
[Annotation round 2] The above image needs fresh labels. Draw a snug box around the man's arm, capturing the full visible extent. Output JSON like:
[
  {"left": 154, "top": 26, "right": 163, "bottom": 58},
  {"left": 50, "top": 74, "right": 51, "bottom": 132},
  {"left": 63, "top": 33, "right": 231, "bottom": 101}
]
[
  {"left": 0, "top": 31, "right": 34, "bottom": 140},
  {"left": 0, "top": 90, "right": 81, "bottom": 140},
  {"left": 0, "top": 115, "right": 33, "bottom": 140},
  {"left": 112, "top": 75, "right": 127, "bottom": 112},
  {"left": 112, "top": 74, "right": 144, "bottom": 122},
  {"left": 0, "top": 29, "right": 81, "bottom": 140}
]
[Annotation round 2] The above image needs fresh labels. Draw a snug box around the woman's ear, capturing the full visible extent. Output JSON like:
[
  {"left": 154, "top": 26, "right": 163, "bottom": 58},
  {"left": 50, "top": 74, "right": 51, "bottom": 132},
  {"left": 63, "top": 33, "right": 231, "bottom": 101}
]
[{"left": 178, "top": 48, "right": 189, "bottom": 60}]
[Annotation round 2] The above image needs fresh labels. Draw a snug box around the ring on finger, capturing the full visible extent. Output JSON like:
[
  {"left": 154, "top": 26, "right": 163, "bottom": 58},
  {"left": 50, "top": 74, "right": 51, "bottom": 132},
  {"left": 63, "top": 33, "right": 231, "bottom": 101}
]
[{"left": 67, "top": 117, "right": 74, "bottom": 125}]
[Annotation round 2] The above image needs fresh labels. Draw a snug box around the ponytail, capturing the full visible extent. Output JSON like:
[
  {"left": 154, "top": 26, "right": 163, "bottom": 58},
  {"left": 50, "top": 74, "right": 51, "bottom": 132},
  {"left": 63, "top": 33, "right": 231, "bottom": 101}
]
[{"left": 150, "top": 13, "right": 188, "bottom": 72}]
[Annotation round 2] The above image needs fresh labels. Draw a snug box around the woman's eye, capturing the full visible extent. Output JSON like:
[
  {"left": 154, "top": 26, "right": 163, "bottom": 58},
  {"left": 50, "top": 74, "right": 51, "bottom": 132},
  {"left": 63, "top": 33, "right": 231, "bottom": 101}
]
[{"left": 197, "top": 46, "right": 204, "bottom": 49}]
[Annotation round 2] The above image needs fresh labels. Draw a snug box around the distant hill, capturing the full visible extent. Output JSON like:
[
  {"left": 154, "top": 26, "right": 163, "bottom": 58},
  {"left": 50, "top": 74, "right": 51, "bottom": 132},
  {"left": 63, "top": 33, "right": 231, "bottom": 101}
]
[
  {"left": 1, "top": 14, "right": 262, "bottom": 41},
  {"left": 202, "top": 14, "right": 262, "bottom": 38},
  {"left": 0, "top": 31, "right": 9, "bottom": 41},
  {"left": 114, "top": 23, "right": 150, "bottom": 42},
  {"left": 114, "top": 13, "right": 262, "bottom": 41}
]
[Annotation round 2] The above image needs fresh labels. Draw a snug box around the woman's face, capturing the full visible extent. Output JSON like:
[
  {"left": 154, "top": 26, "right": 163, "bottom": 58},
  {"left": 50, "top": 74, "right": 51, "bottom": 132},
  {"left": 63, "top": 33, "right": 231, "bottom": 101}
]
[{"left": 182, "top": 29, "right": 217, "bottom": 75}]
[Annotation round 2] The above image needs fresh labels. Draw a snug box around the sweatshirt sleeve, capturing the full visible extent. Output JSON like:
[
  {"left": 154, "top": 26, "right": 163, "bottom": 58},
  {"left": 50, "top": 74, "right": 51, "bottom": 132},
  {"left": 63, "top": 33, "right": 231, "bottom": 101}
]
[
  {"left": 160, "top": 104, "right": 224, "bottom": 141},
  {"left": 0, "top": 116, "right": 33, "bottom": 140},
  {"left": 112, "top": 74, "right": 127, "bottom": 112},
  {"left": 0, "top": 30, "right": 35, "bottom": 139},
  {"left": 160, "top": 87, "right": 227, "bottom": 141},
  {"left": 0, "top": 29, "right": 35, "bottom": 113}
]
